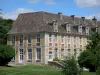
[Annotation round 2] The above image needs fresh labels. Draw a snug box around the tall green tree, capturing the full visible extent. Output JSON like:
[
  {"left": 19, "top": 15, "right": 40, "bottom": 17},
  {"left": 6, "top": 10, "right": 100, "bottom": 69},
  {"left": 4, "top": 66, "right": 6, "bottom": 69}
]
[
  {"left": 78, "top": 32, "right": 100, "bottom": 73},
  {"left": 0, "top": 10, "right": 13, "bottom": 44}
]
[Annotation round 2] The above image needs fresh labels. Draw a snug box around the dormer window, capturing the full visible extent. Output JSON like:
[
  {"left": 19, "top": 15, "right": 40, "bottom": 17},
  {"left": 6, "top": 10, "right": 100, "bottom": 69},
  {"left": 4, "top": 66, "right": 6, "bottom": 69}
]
[
  {"left": 86, "top": 27, "right": 89, "bottom": 35},
  {"left": 66, "top": 24, "right": 71, "bottom": 33},
  {"left": 95, "top": 27, "right": 98, "bottom": 32},
  {"left": 78, "top": 26, "right": 82, "bottom": 34},
  {"left": 53, "top": 20, "right": 58, "bottom": 32}
]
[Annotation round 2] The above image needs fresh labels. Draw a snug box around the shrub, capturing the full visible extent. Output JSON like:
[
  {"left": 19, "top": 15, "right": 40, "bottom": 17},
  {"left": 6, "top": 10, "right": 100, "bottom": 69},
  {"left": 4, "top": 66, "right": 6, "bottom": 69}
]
[
  {"left": 53, "top": 58, "right": 61, "bottom": 61},
  {"left": 62, "top": 56, "right": 81, "bottom": 75},
  {"left": 0, "top": 44, "right": 15, "bottom": 66}
]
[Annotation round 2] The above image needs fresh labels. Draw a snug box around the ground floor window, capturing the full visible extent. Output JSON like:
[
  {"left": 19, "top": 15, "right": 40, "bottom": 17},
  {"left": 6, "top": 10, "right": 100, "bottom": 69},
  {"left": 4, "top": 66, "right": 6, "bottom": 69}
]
[
  {"left": 54, "top": 48, "right": 57, "bottom": 58},
  {"left": 36, "top": 48, "right": 41, "bottom": 60},
  {"left": 68, "top": 49, "right": 71, "bottom": 56},
  {"left": 27, "top": 49, "right": 32, "bottom": 60},
  {"left": 12, "top": 57, "right": 15, "bottom": 61},
  {"left": 74, "top": 49, "right": 77, "bottom": 59},
  {"left": 61, "top": 49, "right": 64, "bottom": 59},
  {"left": 49, "top": 51, "right": 52, "bottom": 59}
]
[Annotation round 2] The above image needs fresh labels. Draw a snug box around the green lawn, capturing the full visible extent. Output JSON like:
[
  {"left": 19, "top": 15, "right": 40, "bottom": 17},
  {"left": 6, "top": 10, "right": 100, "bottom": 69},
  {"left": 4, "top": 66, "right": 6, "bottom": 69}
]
[{"left": 0, "top": 65, "right": 96, "bottom": 75}]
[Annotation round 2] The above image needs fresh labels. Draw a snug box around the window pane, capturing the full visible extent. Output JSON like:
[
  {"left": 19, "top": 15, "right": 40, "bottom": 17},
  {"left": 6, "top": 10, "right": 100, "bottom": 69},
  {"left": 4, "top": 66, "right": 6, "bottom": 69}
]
[
  {"left": 28, "top": 35, "right": 31, "bottom": 43},
  {"left": 12, "top": 36, "right": 15, "bottom": 44},
  {"left": 28, "top": 49, "right": 32, "bottom": 60},
  {"left": 20, "top": 35, "right": 23, "bottom": 44},
  {"left": 36, "top": 48, "right": 41, "bottom": 60}
]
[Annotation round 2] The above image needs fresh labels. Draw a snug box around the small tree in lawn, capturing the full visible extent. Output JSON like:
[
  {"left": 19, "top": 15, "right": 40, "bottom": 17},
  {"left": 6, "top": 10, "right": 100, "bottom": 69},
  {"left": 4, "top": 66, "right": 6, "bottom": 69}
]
[
  {"left": 0, "top": 45, "right": 15, "bottom": 66},
  {"left": 62, "top": 56, "right": 81, "bottom": 75}
]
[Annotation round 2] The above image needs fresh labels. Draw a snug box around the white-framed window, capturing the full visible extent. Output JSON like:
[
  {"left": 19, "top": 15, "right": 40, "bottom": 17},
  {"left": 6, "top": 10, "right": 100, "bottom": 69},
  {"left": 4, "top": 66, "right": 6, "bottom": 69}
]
[
  {"left": 79, "top": 37, "right": 82, "bottom": 45},
  {"left": 78, "top": 26, "right": 82, "bottom": 33},
  {"left": 66, "top": 24, "right": 71, "bottom": 32},
  {"left": 61, "top": 35, "right": 64, "bottom": 43},
  {"left": 36, "top": 34, "right": 40, "bottom": 43},
  {"left": 61, "top": 49, "right": 64, "bottom": 59},
  {"left": 54, "top": 48, "right": 57, "bottom": 58},
  {"left": 20, "top": 35, "right": 23, "bottom": 44},
  {"left": 11, "top": 36, "right": 15, "bottom": 45},
  {"left": 86, "top": 27, "right": 89, "bottom": 35},
  {"left": 49, "top": 34, "right": 52, "bottom": 43},
  {"left": 27, "top": 49, "right": 32, "bottom": 60},
  {"left": 54, "top": 34, "right": 57, "bottom": 43},
  {"left": 49, "top": 51, "right": 52, "bottom": 59},
  {"left": 74, "top": 49, "right": 77, "bottom": 59},
  {"left": 36, "top": 48, "right": 41, "bottom": 60},
  {"left": 74, "top": 36, "right": 76, "bottom": 45},
  {"left": 96, "top": 28, "right": 98, "bottom": 32},
  {"left": 53, "top": 21, "right": 58, "bottom": 32},
  {"left": 28, "top": 35, "right": 32, "bottom": 44},
  {"left": 67, "top": 36, "right": 70, "bottom": 44}
]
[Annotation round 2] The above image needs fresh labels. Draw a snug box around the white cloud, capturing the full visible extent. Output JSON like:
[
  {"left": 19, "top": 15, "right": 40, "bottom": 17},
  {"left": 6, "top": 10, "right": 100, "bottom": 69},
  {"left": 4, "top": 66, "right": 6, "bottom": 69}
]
[
  {"left": 86, "top": 13, "right": 100, "bottom": 20},
  {"left": 45, "top": 0, "right": 55, "bottom": 5},
  {"left": 28, "top": 0, "right": 40, "bottom": 3},
  {"left": 27, "top": 0, "right": 55, "bottom": 5},
  {"left": 2, "top": 8, "right": 34, "bottom": 20},
  {"left": 75, "top": 0, "right": 100, "bottom": 8}
]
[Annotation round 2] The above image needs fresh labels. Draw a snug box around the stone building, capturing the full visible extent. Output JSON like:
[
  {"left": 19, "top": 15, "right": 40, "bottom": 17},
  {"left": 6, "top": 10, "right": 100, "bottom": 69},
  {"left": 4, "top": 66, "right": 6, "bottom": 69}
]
[{"left": 7, "top": 11, "right": 100, "bottom": 64}]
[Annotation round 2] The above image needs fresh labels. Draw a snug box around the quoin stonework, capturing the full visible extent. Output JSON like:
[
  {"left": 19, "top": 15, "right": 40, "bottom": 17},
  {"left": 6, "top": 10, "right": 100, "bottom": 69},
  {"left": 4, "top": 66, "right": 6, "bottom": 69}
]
[{"left": 7, "top": 11, "right": 99, "bottom": 64}]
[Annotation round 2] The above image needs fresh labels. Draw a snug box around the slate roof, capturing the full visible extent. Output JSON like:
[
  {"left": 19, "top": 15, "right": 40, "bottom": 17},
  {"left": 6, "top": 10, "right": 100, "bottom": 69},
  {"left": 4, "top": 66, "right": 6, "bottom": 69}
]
[{"left": 8, "top": 11, "right": 100, "bottom": 35}]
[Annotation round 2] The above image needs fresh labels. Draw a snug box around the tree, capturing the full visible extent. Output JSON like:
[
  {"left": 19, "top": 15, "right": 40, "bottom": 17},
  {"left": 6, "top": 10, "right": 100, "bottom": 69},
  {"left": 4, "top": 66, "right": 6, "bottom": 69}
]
[
  {"left": 0, "top": 45, "right": 15, "bottom": 66},
  {"left": 78, "top": 32, "right": 100, "bottom": 73},
  {"left": 0, "top": 10, "right": 13, "bottom": 44},
  {"left": 62, "top": 56, "right": 81, "bottom": 75}
]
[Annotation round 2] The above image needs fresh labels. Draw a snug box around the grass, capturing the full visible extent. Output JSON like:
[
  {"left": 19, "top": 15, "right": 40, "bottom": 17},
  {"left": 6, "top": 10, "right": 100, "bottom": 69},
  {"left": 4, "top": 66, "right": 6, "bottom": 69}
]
[{"left": 0, "top": 65, "right": 96, "bottom": 75}]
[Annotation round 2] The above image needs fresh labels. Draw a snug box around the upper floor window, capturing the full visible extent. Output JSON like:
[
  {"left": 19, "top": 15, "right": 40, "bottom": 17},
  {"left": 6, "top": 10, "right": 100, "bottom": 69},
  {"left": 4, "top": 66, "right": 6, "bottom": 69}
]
[
  {"left": 86, "top": 27, "right": 89, "bottom": 35},
  {"left": 79, "top": 37, "right": 82, "bottom": 45},
  {"left": 12, "top": 36, "right": 15, "bottom": 45},
  {"left": 49, "top": 34, "right": 52, "bottom": 43},
  {"left": 78, "top": 26, "right": 82, "bottom": 33},
  {"left": 61, "top": 35, "right": 64, "bottom": 43},
  {"left": 66, "top": 24, "right": 71, "bottom": 32},
  {"left": 54, "top": 34, "right": 57, "bottom": 43},
  {"left": 67, "top": 36, "right": 70, "bottom": 44},
  {"left": 37, "top": 34, "right": 40, "bottom": 43},
  {"left": 74, "top": 37, "right": 76, "bottom": 44},
  {"left": 28, "top": 35, "right": 32, "bottom": 43},
  {"left": 20, "top": 35, "right": 23, "bottom": 44}
]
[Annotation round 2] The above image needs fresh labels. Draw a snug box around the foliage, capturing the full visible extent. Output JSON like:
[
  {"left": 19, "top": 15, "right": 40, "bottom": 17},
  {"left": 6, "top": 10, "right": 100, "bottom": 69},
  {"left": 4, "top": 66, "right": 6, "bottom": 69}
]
[
  {"left": 53, "top": 58, "right": 61, "bottom": 61},
  {"left": 0, "top": 16, "right": 13, "bottom": 44},
  {"left": 62, "top": 56, "right": 81, "bottom": 75},
  {"left": 0, "top": 45, "right": 15, "bottom": 66},
  {"left": 78, "top": 32, "right": 100, "bottom": 73}
]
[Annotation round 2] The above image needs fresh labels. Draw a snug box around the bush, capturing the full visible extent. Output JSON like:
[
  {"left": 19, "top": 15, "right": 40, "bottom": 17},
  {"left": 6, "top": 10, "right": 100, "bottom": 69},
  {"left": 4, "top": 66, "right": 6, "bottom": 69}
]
[
  {"left": 0, "top": 45, "right": 15, "bottom": 66},
  {"left": 62, "top": 56, "right": 81, "bottom": 75},
  {"left": 53, "top": 58, "right": 61, "bottom": 61}
]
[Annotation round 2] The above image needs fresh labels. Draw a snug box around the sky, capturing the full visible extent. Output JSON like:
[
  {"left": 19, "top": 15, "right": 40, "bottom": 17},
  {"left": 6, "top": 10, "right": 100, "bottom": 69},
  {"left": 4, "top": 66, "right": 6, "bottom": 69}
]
[{"left": 0, "top": 0, "right": 100, "bottom": 20}]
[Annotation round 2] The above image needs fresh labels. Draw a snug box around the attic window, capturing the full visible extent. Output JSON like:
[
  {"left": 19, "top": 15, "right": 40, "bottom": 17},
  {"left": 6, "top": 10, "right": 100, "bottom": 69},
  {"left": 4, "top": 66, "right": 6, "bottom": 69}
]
[
  {"left": 86, "top": 27, "right": 89, "bottom": 35},
  {"left": 66, "top": 24, "right": 71, "bottom": 33},
  {"left": 78, "top": 26, "right": 82, "bottom": 34},
  {"left": 53, "top": 20, "right": 58, "bottom": 32}
]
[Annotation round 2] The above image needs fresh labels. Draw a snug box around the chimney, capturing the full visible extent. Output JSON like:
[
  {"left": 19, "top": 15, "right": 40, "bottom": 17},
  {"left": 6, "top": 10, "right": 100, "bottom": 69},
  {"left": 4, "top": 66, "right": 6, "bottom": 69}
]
[
  {"left": 92, "top": 16, "right": 97, "bottom": 27},
  {"left": 71, "top": 15, "right": 75, "bottom": 24},
  {"left": 58, "top": 12, "right": 63, "bottom": 20}
]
